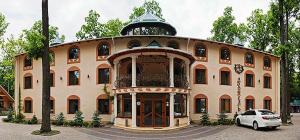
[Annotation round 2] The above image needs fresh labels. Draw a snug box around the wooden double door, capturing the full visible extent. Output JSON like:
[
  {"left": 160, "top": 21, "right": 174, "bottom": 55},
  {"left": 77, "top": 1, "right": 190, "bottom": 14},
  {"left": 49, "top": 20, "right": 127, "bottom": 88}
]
[{"left": 138, "top": 94, "right": 168, "bottom": 127}]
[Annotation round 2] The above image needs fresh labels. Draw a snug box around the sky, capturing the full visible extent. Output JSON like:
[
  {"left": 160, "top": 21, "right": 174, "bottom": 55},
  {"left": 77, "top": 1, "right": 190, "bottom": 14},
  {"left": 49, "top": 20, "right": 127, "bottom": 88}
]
[{"left": 0, "top": 0, "right": 271, "bottom": 42}]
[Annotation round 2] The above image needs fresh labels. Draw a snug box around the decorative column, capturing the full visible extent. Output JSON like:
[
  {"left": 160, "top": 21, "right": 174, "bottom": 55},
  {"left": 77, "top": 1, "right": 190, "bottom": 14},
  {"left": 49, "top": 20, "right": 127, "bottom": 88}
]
[
  {"left": 132, "top": 56, "right": 137, "bottom": 87},
  {"left": 113, "top": 60, "right": 119, "bottom": 89},
  {"left": 131, "top": 92, "right": 137, "bottom": 127},
  {"left": 169, "top": 93, "right": 175, "bottom": 127},
  {"left": 185, "top": 61, "right": 190, "bottom": 88},
  {"left": 187, "top": 94, "right": 190, "bottom": 125},
  {"left": 169, "top": 56, "right": 174, "bottom": 87},
  {"left": 113, "top": 94, "right": 117, "bottom": 124}
]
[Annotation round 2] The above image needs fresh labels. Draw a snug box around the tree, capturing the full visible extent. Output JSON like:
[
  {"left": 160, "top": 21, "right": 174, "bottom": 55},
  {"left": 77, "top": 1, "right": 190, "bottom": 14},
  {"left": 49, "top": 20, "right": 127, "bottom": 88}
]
[
  {"left": 246, "top": 9, "right": 274, "bottom": 51},
  {"left": 0, "top": 12, "right": 9, "bottom": 38},
  {"left": 102, "top": 19, "right": 123, "bottom": 37},
  {"left": 40, "top": 0, "right": 51, "bottom": 132},
  {"left": 22, "top": 20, "right": 64, "bottom": 59},
  {"left": 76, "top": 10, "right": 103, "bottom": 40},
  {"left": 128, "top": 0, "right": 164, "bottom": 22},
  {"left": 209, "top": 7, "right": 246, "bottom": 44}
]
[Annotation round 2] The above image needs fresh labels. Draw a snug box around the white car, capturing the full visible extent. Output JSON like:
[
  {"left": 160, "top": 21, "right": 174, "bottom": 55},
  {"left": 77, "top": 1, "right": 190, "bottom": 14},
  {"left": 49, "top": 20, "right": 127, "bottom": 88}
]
[{"left": 236, "top": 109, "right": 282, "bottom": 130}]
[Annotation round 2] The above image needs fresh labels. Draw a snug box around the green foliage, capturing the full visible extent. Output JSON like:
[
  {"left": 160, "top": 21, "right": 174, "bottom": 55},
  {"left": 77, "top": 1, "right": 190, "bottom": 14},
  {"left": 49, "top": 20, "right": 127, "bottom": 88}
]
[
  {"left": 27, "top": 115, "right": 38, "bottom": 124},
  {"left": 0, "top": 12, "right": 9, "bottom": 38},
  {"left": 55, "top": 112, "right": 65, "bottom": 126},
  {"left": 73, "top": 111, "right": 84, "bottom": 127},
  {"left": 200, "top": 112, "right": 211, "bottom": 126},
  {"left": 129, "top": 0, "right": 164, "bottom": 22},
  {"left": 22, "top": 20, "right": 65, "bottom": 59},
  {"left": 217, "top": 112, "right": 230, "bottom": 125},
  {"left": 6, "top": 108, "right": 14, "bottom": 122},
  {"left": 13, "top": 113, "right": 25, "bottom": 123},
  {"left": 83, "top": 121, "right": 90, "bottom": 128},
  {"left": 209, "top": 7, "right": 246, "bottom": 44},
  {"left": 102, "top": 19, "right": 123, "bottom": 37},
  {"left": 91, "top": 111, "right": 102, "bottom": 127}
]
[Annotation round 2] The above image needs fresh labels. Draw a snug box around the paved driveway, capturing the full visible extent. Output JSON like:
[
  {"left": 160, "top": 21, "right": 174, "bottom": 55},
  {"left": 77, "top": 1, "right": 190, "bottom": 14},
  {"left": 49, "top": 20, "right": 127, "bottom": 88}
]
[{"left": 1, "top": 114, "right": 300, "bottom": 140}]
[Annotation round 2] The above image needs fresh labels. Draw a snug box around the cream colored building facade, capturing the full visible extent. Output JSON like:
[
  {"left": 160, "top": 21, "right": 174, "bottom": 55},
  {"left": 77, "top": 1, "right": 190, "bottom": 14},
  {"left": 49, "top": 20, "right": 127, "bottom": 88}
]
[{"left": 14, "top": 13, "right": 280, "bottom": 130}]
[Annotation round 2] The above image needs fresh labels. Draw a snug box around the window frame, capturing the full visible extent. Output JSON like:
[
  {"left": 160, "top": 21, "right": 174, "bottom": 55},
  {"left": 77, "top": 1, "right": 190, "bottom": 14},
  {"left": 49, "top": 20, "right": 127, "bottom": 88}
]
[
  {"left": 194, "top": 94, "right": 208, "bottom": 113},
  {"left": 67, "top": 95, "right": 80, "bottom": 114},
  {"left": 117, "top": 94, "right": 132, "bottom": 118},
  {"left": 96, "top": 64, "right": 111, "bottom": 84},
  {"left": 219, "top": 47, "right": 231, "bottom": 64},
  {"left": 128, "top": 40, "right": 141, "bottom": 49},
  {"left": 50, "top": 70, "right": 55, "bottom": 87},
  {"left": 24, "top": 97, "right": 33, "bottom": 113},
  {"left": 219, "top": 95, "right": 231, "bottom": 113},
  {"left": 167, "top": 41, "right": 179, "bottom": 49},
  {"left": 263, "top": 96, "right": 272, "bottom": 111},
  {"left": 97, "top": 94, "right": 111, "bottom": 114},
  {"left": 23, "top": 56, "right": 33, "bottom": 71},
  {"left": 50, "top": 96, "right": 55, "bottom": 114},
  {"left": 263, "top": 56, "right": 272, "bottom": 71},
  {"left": 174, "top": 94, "right": 187, "bottom": 118},
  {"left": 49, "top": 51, "right": 55, "bottom": 66},
  {"left": 24, "top": 73, "right": 33, "bottom": 89},
  {"left": 245, "top": 70, "right": 255, "bottom": 87},
  {"left": 97, "top": 42, "right": 111, "bottom": 61},
  {"left": 194, "top": 64, "right": 207, "bottom": 84},
  {"left": 67, "top": 66, "right": 80, "bottom": 86},
  {"left": 67, "top": 46, "right": 80, "bottom": 64},
  {"left": 194, "top": 43, "right": 207, "bottom": 61},
  {"left": 244, "top": 52, "right": 255, "bottom": 67},
  {"left": 219, "top": 67, "right": 231, "bottom": 86},
  {"left": 245, "top": 95, "right": 255, "bottom": 111},
  {"left": 263, "top": 73, "right": 272, "bottom": 89}
]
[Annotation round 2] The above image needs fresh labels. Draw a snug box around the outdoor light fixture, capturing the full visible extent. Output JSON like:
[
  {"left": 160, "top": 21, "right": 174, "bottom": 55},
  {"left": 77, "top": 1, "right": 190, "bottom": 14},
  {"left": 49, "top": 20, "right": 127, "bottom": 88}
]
[
  {"left": 60, "top": 77, "right": 63, "bottom": 80},
  {"left": 213, "top": 75, "right": 215, "bottom": 79},
  {"left": 87, "top": 74, "right": 90, "bottom": 78},
  {"left": 258, "top": 79, "right": 260, "bottom": 83},
  {"left": 36, "top": 80, "right": 38, "bottom": 83}
]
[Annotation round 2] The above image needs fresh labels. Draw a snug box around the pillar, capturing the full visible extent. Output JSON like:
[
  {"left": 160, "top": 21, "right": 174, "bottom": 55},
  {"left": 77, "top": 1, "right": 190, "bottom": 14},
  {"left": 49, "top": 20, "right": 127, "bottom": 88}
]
[
  {"left": 169, "top": 56, "right": 174, "bottom": 87},
  {"left": 187, "top": 94, "right": 190, "bottom": 125},
  {"left": 113, "top": 60, "right": 119, "bottom": 89},
  {"left": 132, "top": 56, "right": 137, "bottom": 87},
  {"left": 185, "top": 61, "right": 190, "bottom": 88},
  {"left": 113, "top": 94, "right": 117, "bottom": 124},
  {"left": 131, "top": 92, "right": 137, "bottom": 127},
  {"left": 169, "top": 93, "right": 175, "bottom": 127}
]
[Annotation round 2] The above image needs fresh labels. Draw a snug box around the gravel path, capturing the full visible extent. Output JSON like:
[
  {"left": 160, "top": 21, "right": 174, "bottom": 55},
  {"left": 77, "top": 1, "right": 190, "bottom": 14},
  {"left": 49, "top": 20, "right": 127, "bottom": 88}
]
[{"left": 0, "top": 114, "right": 300, "bottom": 140}]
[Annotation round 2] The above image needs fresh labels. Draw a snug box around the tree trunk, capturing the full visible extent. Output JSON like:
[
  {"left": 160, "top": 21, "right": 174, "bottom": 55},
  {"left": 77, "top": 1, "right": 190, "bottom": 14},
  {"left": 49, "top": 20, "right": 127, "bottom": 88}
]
[
  {"left": 279, "top": 0, "right": 288, "bottom": 124},
  {"left": 40, "top": 0, "right": 51, "bottom": 132}
]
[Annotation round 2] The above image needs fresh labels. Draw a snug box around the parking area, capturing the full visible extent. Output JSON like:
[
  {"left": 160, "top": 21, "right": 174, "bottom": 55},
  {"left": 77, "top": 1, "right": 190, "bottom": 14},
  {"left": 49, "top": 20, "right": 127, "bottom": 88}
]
[{"left": 0, "top": 114, "right": 300, "bottom": 140}]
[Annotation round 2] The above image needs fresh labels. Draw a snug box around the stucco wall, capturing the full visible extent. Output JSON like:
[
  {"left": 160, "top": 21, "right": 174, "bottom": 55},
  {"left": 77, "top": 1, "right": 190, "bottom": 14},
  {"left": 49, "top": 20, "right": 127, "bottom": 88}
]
[{"left": 14, "top": 36, "right": 280, "bottom": 122}]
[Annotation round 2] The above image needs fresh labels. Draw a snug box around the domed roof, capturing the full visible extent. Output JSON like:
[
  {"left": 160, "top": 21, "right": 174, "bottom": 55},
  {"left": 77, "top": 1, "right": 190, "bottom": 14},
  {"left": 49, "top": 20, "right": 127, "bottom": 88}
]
[{"left": 121, "top": 12, "right": 177, "bottom": 36}]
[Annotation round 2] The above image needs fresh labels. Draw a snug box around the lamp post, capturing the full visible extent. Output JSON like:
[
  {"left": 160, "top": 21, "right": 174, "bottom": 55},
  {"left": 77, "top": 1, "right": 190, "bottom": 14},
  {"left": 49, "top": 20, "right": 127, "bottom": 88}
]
[{"left": 234, "top": 64, "right": 244, "bottom": 112}]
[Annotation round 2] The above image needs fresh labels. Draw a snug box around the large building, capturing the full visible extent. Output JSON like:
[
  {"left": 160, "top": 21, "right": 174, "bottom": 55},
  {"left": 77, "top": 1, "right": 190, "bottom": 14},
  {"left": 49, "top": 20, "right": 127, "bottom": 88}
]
[{"left": 14, "top": 12, "right": 280, "bottom": 129}]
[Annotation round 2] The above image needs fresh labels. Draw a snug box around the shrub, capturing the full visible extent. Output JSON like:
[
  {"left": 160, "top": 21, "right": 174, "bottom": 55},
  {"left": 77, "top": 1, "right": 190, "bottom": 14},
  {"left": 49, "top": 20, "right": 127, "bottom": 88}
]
[
  {"left": 211, "top": 121, "right": 219, "bottom": 126},
  {"left": 6, "top": 108, "right": 14, "bottom": 122},
  {"left": 83, "top": 121, "right": 90, "bottom": 128},
  {"left": 69, "top": 121, "right": 76, "bottom": 127},
  {"left": 55, "top": 112, "right": 65, "bottom": 126},
  {"left": 13, "top": 113, "right": 25, "bottom": 123},
  {"left": 30, "top": 115, "right": 38, "bottom": 124},
  {"left": 73, "top": 111, "right": 84, "bottom": 127},
  {"left": 2, "top": 118, "right": 10, "bottom": 122},
  {"left": 217, "top": 112, "right": 229, "bottom": 125},
  {"left": 91, "top": 111, "right": 102, "bottom": 127},
  {"left": 63, "top": 121, "right": 70, "bottom": 126},
  {"left": 200, "top": 112, "right": 211, "bottom": 126}
]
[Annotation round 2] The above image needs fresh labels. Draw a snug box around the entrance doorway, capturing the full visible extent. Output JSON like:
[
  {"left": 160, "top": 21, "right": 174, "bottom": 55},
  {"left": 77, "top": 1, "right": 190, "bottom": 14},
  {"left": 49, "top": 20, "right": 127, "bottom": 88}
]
[{"left": 137, "top": 94, "right": 169, "bottom": 127}]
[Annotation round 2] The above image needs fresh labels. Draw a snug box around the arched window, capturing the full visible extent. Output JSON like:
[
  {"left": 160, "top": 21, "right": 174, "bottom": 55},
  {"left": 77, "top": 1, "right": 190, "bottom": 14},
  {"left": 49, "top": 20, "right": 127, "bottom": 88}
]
[
  {"left": 97, "top": 42, "right": 110, "bottom": 60},
  {"left": 263, "top": 73, "right": 272, "bottom": 89},
  {"left": 97, "top": 64, "right": 111, "bottom": 84},
  {"left": 24, "top": 56, "right": 32, "bottom": 70},
  {"left": 68, "top": 66, "right": 80, "bottom": 86},
  {"left": 220, "top": 67, "right": 231, "bottom": 85},
  {"left": 67, "top": 95, "right": 80, "bottom": 114},
  {"left": 97, "top": 94, "right": 110, "bottom": 114},
  {"left": 24, "top": 97, "right": 33, "bottom": 113},
  {"left": 68, "top": 46, "right": 80, "bottom": 63},
  {"left": 195, "top": 44, "right": 207, "bottom": 60},
  {"left": 220, "top": 47, "right": 231, "bottom": 64},
  {"left": 128, "top": 40, "right": 141, "bottom": 49},
  {"left": 50, "top": 96, "right": 55, "bottom": 114},
  {"left": 194, "top": 94, "right": 208, "bottom": 113},
  {"left": 167, "top": 41, "right": 179, "bottom": 49},
  {"left": 245, "top": 52, "right": 254, "bottom": 67},
  {"left": 194, "top": 64, "right": 207, "bottom": 84},
  {"left": 220, "top": 95, "right": 231, "bottom": 113},
  {"left": 49, "top": 51, "right": 55, "bottom": 66},
  {"left": 245, "top": 96, "right": 255, "bottom": 110},
  {"left": 263, "top": 96, "right": 272, "bottom": 110},
  {"left": 263, "top": 56, "right": 271, "bottom": 70},
  {"left": 50, "top": 70, "right": 55, "bottom": 87},
  {"left": 245, "top": 70, "right": 255, "bottom": 87},
  {"left": 24, "top": 73, "right": 33, "bottom": 89}
]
